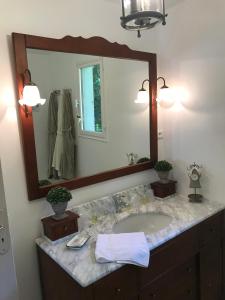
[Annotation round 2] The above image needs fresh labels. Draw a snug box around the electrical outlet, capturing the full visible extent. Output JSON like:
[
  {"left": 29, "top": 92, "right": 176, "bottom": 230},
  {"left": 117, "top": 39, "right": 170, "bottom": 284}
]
[
  {"left": 0, "top": 226, "right": 9, "bottom": 255},
  {"left": 158, "top": 130, "right": 163, "bottom": 140}
]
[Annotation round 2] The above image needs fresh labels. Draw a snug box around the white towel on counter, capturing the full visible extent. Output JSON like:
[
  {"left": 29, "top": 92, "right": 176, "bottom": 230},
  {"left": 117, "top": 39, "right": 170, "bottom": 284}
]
[{"left": 95, "top": 232, "right": 150, "bottom": 268}]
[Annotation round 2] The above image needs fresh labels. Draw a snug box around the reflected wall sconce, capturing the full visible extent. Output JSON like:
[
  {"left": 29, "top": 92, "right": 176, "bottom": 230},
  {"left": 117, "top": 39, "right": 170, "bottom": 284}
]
[
  {"left": 135, "top": 76, "right": 171, "bottom": 104},
  {"left": 120, "top": 0, "right": 167, "bottom": 38},
  {"left": 18, "top": 69, "right": 46, "bottom": 117}
]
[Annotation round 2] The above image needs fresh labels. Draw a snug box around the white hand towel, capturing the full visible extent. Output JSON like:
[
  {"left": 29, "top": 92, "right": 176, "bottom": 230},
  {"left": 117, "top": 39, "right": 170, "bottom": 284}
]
[{"left": 95, "top": 232, "right": 150, "bottom": 268}]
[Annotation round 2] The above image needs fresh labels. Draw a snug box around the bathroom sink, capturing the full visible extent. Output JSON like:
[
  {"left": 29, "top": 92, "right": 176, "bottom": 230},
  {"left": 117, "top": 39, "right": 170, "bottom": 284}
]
[{"left": 113, "top": 212, "right": 172, "bottom": 234}]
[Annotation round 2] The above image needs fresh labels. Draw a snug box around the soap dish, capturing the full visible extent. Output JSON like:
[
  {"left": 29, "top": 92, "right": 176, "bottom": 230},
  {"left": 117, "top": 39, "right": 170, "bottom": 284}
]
[{"left": 66, "top": 232, "right": 90, "bottom": 249}]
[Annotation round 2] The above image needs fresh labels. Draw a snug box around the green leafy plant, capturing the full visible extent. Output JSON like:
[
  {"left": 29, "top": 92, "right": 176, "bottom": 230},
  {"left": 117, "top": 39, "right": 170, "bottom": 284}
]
[
  {"left": 154, "top": 160, "right": 173, "bottom": 172},
  {"left": 137, "top": 157, "right": 150, "bottom": 164},
  {"left": 46, "top": 187, "right": 72, "bottom": 204}
]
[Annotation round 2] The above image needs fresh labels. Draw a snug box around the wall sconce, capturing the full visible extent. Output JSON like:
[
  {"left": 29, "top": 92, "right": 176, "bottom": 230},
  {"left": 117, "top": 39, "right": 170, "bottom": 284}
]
[
  {"left": 135, "top": 76, "right": 171, "bottom": 104},
  {"left": 135, "top": 79, "right": 150, "bottom": 103},
  {"left": 120, "top": 0, "right": 167, "bottom": 38},
  {"left": 19, "top": 69, "right": 46, "bottom": 117}
]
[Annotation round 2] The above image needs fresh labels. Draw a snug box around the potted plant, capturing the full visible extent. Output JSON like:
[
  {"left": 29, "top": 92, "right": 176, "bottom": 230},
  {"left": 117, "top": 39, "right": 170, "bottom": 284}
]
[
  {"left": 154, "top": 160, "right": 173, "bottom": 183},
  {"left": 47, "top": 187, "right": 72, "bottom": 220}
]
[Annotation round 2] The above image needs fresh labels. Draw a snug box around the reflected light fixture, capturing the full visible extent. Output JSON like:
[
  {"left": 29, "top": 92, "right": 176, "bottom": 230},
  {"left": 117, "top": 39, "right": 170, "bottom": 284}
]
[
  {"left": 120, "top": 0, "right": 167, "bottom": 38},
  {"left": 135, "top": 76, "right": 170, "bottom": 104},
  {"left": 135, "top": 79, "right": 150, "bottom": 103},
  {"left": 19, "top": 69, "right": 46, "bottom": 117}
]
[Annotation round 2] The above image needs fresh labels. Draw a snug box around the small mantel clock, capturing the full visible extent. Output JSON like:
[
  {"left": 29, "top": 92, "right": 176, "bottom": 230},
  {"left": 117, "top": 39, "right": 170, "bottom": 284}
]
[{"left": 187, "top": 163, "right": 203, "bottom": 203}]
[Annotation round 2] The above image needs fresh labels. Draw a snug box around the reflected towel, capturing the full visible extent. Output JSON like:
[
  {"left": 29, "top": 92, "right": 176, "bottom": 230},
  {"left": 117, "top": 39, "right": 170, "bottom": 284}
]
[
  {"left": 95, "top": 232, "right": 150, "bottom": 268},
  {"left": 52, "top": 90, "right": 76, "bottom": 179}
]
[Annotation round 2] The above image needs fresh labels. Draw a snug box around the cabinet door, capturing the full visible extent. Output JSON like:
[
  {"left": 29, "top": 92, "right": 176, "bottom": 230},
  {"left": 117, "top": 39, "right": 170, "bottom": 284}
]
[
  {"left": 200, "top": 242, "right": 222, "bottom": 300},
  {"left": 93, "top": 266, "right": 138, "bottom": 300},
  {"left": 140, "top": 257, "right": 198, "bottom": 300},
  {"left": 198, "top": 212, "right": 222, "bottom": 249}
]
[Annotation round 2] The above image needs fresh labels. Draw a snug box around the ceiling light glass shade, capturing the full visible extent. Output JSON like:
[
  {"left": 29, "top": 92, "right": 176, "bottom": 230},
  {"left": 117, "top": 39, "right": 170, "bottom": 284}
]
[
  {"left": 121, "top": 0, "right": 167, "bottom": 34},
  {"left": 19, "top": 84, "right": 46, "bottom": 107},
  {"left": 135, "top": 89, "right": 149, "bottom": 103}
]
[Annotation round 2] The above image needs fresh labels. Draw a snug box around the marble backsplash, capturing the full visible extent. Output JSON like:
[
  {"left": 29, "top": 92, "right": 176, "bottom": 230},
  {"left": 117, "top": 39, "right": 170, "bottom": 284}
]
[{"left": 70, "top": 184, "right": 154, "bottom": 231}]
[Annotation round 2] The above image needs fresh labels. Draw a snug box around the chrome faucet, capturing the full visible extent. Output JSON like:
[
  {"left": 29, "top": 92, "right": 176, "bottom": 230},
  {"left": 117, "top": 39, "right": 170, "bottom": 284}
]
[{"left": 126, "top": 153, "right": 138, "bottom": 165}]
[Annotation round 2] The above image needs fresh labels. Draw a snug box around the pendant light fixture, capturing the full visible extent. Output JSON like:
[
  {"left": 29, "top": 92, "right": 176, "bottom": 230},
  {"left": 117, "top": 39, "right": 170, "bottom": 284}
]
[
  {"left": 120, "top": 0, "right": 167, "bottom": 38},
  {"left": 19, "top": 69, "right": 46, "bottom": 117}
]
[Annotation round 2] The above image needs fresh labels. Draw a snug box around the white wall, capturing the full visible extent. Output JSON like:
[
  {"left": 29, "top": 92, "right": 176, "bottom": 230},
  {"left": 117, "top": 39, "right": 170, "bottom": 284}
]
[
  {"left": 0, "top": 161, "right": 18, "bottom": 300},
  {"left": 0, "top": 1, "right": 158, "bottom": 299},
  {"left": 155, "top": 0, "right": 225, "bottom": 201}
]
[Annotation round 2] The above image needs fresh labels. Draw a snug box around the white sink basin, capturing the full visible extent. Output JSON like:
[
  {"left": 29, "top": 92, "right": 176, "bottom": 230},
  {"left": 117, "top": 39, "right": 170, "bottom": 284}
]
[{"left": 113, "top": 212, "right": 172, "bottom": 234}]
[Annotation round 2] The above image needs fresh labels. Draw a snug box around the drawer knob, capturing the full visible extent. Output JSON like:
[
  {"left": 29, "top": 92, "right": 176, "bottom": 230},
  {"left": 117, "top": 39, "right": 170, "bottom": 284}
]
[
  {"left": 150, "top": 293, "right": 157, "bottom": 298},
  {"left": 186, "top": 267, "right": 192, "bottom": 273},
  {"left": 64, "top": 226, "right": 68, "bottom": 231},
  {"left": 200, "top": 239, "right": 206, "bottom": 248},
  {"left": 116, "top": 288, "right": 121, "bottom": 293},
  {"left": 187, "top": 289, "right": 193, "bottom": 295}
]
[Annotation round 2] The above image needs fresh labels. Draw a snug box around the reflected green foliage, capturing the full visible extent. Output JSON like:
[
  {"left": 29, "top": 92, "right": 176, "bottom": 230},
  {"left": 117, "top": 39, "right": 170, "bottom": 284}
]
[{"left": 93, "top": 65, "right": 102, "bottom": 132}]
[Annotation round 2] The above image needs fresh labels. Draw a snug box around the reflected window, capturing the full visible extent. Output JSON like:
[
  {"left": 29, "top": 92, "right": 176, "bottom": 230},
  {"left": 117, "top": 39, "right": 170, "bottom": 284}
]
[{"left": 79, "top": 62, "right": 105, "bottom": 138}]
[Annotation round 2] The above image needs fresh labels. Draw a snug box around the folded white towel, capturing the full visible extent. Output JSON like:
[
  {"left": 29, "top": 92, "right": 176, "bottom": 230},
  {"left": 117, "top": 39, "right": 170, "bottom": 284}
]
[{"left": 95, "top": 232, "right": 150, "bottom": 268}]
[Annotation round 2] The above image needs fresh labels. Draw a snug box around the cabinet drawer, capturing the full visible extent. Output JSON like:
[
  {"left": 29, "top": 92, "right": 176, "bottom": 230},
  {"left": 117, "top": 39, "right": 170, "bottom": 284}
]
[
  {"left": 93, "top": 266, "right": 138, "bottom": 300},
  {"left": 198, "top": 213, "right": 222, "bottom": 248},
  {"left": 140, "top": 257, "right": 197, "bottom": 300},
  {"left": 139, "top": 228, "right": 198, "bottom": 288}
]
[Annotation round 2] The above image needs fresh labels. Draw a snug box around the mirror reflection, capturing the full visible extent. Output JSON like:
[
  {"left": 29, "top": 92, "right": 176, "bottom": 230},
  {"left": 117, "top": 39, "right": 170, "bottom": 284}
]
[{"left": 27, "top": 49, "right": 150, "bottom": 187}]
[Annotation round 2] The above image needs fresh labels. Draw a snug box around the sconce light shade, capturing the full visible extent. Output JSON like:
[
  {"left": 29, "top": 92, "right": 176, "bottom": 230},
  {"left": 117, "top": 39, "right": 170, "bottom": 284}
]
[
  {"left": 156, "top": 86, "right": 172, "bottom": 103},
  {"left": 121, "top": 0, "right": 167, "bottom": 37},
  {"left": 156, "top": 76, "right": 173, "bottom": 105},
  {"left": 19, "top": 83, "right": 46, "bottom": 107},
  {"left": 135, "top": 89, "right": 149, "bottom": 103},
  {"left": 18, "top": 69, "right": 46, "bottom": 117}
]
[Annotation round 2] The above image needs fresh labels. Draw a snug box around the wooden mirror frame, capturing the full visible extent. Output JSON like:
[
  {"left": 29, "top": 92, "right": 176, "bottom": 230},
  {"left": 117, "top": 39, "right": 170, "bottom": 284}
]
[{"left": 12, "top": 33, "right": 158, "bottom": 201}]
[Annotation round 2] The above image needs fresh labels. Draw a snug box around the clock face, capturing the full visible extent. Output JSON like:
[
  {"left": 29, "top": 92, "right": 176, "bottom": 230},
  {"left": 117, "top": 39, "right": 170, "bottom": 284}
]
[{"left": 191, "top": 173, "right": 199, "bottom": 181}]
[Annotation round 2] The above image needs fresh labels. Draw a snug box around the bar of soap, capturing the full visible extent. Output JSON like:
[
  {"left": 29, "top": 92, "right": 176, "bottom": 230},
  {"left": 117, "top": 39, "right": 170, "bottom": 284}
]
[{"left": 66, "top": 232, "right": 90, "bottom": 249}]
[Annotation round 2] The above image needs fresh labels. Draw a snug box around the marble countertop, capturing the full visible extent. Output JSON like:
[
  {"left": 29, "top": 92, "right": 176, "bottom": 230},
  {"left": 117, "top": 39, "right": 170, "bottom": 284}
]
[{"left": 36, "top": 195, "right": 225, "bottom": 288}]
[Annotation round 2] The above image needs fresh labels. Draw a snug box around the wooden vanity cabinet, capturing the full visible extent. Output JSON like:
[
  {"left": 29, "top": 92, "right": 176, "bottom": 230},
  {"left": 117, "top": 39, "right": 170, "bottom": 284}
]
[{"left": 37, "top": 211, "right": 225, "bottom": 300}]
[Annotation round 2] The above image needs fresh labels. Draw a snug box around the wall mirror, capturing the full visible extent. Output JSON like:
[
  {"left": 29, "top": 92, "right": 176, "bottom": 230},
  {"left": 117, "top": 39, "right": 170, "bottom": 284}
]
[{"left": 12, "top": 33, "right": 157, "bottom": 200}]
